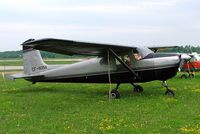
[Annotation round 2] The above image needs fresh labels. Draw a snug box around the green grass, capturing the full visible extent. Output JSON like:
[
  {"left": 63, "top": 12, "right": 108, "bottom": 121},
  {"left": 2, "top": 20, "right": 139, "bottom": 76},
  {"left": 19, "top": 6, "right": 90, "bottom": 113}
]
[{"left": 1, "top": 73, "right": 200, "bottom": 133}]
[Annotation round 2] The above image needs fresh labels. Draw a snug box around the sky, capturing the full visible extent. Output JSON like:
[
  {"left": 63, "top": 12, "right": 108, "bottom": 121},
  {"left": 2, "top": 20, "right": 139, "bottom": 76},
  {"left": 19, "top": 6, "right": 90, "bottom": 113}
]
[{"left": 0, "top": 0, "right": 200, "bottom": 51}]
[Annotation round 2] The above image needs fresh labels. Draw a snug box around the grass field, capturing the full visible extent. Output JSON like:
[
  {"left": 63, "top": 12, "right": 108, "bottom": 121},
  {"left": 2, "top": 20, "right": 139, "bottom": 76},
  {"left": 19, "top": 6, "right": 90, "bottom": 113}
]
[{"left": 1, "top": 72, "right": 200, "bottom": 133}]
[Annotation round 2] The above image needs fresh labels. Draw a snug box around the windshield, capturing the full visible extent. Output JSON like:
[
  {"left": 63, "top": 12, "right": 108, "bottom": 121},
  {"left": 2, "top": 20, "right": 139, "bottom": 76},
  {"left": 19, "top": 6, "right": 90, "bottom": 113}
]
[{"left": 136, "top": 47, "right": 153, "bottom": 58}]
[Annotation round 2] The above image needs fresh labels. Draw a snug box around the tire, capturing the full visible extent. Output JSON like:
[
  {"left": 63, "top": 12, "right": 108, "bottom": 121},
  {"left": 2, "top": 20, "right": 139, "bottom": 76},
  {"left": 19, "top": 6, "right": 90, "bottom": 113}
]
[
  {"left": 165, "top": 90, "right": 175, "bottom": 97},
  {"left": 180, "top": 74, "right": 187, "bottom": 79},
  {"left": 134, "top": 85, "right": 143, "bottom": 93},
  {"left": 189, "top": 73, "right": 194, "bottom": 78},
  {"left": 110, "top": 90, "right": 120, "bottom": 99}
]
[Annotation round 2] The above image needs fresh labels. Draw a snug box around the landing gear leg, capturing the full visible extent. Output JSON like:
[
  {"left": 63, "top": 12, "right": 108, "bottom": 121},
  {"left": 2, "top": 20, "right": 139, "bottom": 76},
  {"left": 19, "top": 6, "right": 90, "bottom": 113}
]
[
  {"left": 162, "top": 81, "right": 175, "bottom": 96},
  {"left": 110, "top": 83, "right": 120, "bottom": 99},
  {"left": 131, "top": 83, "right": 143, "bottom": 93}
]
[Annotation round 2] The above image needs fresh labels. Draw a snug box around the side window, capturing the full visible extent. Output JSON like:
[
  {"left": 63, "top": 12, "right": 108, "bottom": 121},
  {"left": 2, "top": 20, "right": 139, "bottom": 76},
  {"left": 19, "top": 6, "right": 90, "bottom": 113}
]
[
  {"left": 124, "top": 55, "right": 131, "bottom": 66},
  {"left": 100, "top": 56, "right": 108, "bottom": 65},
  {"left": 116, "top": 54, "right": 131, "bottom": 66},
  {"left": 116, "top": 56, "right": 122, "bottom": 65}
]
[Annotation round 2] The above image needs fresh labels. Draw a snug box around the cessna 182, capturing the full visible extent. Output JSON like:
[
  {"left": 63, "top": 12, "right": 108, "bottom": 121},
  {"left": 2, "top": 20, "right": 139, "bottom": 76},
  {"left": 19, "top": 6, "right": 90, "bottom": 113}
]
[{"left": 10, "top": 38, "right": 183, "bottom": 98}]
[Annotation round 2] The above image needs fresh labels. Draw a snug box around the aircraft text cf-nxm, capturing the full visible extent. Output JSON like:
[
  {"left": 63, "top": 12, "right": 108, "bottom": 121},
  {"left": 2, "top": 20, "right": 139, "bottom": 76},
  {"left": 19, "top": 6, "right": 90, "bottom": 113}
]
[{"left": 11, "top": 38, "right": 182, "bottom": 98}]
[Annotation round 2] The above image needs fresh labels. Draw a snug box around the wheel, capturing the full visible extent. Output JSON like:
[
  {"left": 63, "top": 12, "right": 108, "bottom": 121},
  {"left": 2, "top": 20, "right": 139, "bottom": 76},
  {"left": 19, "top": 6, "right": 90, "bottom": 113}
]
[
  {"left": 133, "top": 85, "right": 143, "bottom": 93},
  {"left": 110, "top": 89, "right": 120, "bottom": 99},
  {"left": 165, "top": 90, "right": 175, "bottom": 97},
  {"left": 188, "top": 73, "right": 194, "bottom": 78},
  {"left": 180, "top": 74, "right": 187, "bottom": 79}
]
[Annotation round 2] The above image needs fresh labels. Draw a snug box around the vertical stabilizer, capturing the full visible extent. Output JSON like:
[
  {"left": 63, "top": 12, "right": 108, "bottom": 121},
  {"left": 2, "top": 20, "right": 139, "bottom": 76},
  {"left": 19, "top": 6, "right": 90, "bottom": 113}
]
[{"left": 23, "top": 48, "right": 48, "bottom": 75}]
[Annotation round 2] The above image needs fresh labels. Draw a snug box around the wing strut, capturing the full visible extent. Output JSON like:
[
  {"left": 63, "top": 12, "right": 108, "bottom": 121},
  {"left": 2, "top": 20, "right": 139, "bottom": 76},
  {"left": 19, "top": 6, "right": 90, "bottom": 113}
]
[{"left": 109, "top": 48, "right": 138, "bottom": 80}]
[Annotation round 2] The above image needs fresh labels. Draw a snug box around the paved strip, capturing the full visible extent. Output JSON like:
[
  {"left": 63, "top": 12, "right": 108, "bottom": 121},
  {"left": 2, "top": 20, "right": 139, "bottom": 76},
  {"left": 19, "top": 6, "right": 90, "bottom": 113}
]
[{"left": 0, "top": 66, "right": 23, "bottom": 71}]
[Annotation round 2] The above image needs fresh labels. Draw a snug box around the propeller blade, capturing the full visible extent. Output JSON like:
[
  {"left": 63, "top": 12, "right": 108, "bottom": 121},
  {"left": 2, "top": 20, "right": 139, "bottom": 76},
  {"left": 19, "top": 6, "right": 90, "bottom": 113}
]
[
  {"left": 178, "top": 59, "right": 185, "bottom": 71},
  {"left": 178, "top": 54, "right": 192, "bottom": 71}
]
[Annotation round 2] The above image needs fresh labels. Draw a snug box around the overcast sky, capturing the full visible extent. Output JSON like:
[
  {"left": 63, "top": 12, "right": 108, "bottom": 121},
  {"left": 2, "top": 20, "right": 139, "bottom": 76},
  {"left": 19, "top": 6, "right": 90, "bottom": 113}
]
[{"left": 0, "top": 0, "right": 200, "bottom": 51}]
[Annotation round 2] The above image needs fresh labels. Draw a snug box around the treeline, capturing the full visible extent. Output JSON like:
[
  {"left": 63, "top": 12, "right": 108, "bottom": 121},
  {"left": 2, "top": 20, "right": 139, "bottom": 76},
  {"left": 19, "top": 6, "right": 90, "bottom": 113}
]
[
  {"left": 0, "top": 51, "right": 73, "bottom": 59},
  {"left": 0, "top": 45, "right": 200, "bottom": 58},
  {"left": 158, "top": 45, "right": 200, "bottom": 53}
]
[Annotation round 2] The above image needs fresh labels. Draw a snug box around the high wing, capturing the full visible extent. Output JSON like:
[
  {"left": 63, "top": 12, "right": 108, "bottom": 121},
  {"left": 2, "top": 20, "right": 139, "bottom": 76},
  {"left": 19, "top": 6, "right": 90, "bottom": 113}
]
[{"left": 22, "top": 38, "right": 137, "bottom": 56}]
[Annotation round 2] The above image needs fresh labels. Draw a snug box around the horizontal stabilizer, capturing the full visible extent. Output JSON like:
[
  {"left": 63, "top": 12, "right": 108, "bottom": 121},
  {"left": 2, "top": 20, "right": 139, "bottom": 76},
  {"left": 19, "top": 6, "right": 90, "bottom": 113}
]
[{"left": 8, "top": 73, "right": 44, "bottom": 80}]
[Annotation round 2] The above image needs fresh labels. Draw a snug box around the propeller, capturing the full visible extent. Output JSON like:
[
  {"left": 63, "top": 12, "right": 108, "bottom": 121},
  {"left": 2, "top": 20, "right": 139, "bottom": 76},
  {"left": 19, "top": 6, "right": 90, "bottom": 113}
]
[
  {"left": 178, "top": 54, "right": 191, "bottom": 71},
  {"left": 184, "top": 47, "right": 198, "bottom": 73},
  {"left": 178, "top": 46, "right": 198, "bottom": 78}
]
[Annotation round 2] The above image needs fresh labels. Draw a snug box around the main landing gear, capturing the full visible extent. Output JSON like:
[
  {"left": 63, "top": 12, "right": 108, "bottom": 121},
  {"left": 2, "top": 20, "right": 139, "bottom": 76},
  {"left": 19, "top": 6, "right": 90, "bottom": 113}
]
[
  {"left": 109, "top": 83, "right": 144, "bottom": 99},
  {"left": 110, "top": 83, "right": 120, "bottom": 99},
  {"left": 109, "top": 81, "right": 175, "bottom": 98},
  {"left": 161, "top": 81, "right": 175, "bottom": 97}
]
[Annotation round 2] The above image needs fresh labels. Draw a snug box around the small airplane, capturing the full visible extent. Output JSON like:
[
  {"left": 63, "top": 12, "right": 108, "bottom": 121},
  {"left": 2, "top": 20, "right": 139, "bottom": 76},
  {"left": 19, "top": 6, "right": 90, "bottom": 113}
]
[
  {"left": 10, "top": 38, "right": 183, "bottom": 98},
  {"left": 179, "top": 52, "right": 200, "bottom": 78}
]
